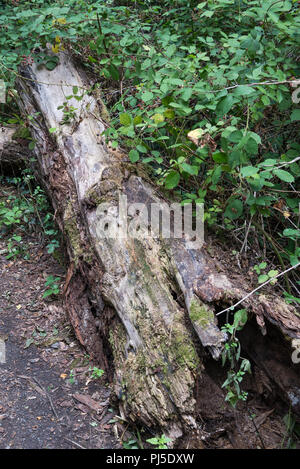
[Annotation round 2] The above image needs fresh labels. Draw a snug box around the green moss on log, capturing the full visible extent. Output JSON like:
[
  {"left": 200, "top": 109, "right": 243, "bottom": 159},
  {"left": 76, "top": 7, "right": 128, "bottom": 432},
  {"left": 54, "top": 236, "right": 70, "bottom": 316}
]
[{"left": 189, "top": 298, "right": 215, "bottom": 329}]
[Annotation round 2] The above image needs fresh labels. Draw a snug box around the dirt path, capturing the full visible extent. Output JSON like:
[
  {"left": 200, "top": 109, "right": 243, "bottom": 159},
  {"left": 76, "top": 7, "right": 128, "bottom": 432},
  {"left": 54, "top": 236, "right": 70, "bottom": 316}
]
[{"left": 0, "top": 234, "right": 120, "bottom": 449}]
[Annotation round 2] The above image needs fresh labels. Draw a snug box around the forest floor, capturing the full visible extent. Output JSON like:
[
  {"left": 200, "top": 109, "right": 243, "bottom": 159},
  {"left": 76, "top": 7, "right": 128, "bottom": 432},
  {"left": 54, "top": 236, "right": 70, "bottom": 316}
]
[{"left": 0, "top": 223, "right": 121, "bottom": 449}]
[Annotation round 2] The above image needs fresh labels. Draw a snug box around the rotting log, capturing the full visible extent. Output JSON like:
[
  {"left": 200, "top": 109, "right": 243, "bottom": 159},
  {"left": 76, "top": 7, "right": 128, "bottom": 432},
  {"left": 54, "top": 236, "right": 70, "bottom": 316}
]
[{"left": 9, "top": 51, "right": 300, "bottom": 441}]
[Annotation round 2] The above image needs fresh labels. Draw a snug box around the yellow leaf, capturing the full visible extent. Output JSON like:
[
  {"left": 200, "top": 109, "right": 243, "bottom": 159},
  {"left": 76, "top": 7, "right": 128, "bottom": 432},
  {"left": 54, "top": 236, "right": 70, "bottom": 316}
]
[
  {"left": 16, "top": 304, "right": 22, "bottom": 310},
  {"left": 164, "top": 109, "right": 175, "bottom": 119},
  {"left": 152, "top": 113, "right": 165, "bottom": 124},
  {"left": 60, "top": 373, "right": 67, "bottom": 380},
  {"left": 283, "top": 211, "right": 290, "bottom": 218},
  {"left": 57, "top": 18, "right": 67, "bottom": 25},
  {"left": 52, "top": 44, "right": 59, "bottom": 54},
  {"left": 55, "top": 36, "right": 61, "bottom": 43},
  {"left": 187, "top": 128, "right": 204, "bottom": 146}
]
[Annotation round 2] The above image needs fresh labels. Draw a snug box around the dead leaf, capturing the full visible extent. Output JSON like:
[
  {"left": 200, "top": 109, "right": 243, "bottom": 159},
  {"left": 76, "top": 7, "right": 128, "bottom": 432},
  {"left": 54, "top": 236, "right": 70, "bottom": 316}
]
[
  {"left": 73, "top": 393, "right": 102, "bottom": 413},
  {"left": 187, "top": 128, "right": 204, "bottom": 145}
]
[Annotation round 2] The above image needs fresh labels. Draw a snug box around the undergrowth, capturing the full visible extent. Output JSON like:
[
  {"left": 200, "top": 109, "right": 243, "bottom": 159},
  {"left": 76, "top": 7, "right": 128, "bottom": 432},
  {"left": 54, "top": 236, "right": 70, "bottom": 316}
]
[{"left": 0, "top": 0, "right": 299, "bottom": 303}]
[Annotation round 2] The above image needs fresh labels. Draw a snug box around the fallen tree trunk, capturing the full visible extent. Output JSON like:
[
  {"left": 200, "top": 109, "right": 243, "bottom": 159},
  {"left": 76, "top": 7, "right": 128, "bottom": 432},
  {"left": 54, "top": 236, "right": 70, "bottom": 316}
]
[{"left": 10, "top": 51, "right": 300, "bottom": 441}]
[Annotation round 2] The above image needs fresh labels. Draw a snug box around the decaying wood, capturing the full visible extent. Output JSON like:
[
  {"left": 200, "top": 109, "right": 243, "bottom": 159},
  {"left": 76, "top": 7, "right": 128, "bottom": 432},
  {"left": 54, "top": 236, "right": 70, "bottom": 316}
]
[
  {"left": 13, "top": 51, "right": 300, "bottom": 440},
  {"left": 0, "top": 126, "right": 29, "bottom": 167}
]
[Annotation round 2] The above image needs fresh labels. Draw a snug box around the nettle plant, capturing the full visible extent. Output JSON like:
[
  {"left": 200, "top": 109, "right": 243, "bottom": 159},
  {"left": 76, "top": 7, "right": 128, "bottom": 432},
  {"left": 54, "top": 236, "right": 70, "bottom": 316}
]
[{"left": 0, "top": 0, "right": 299, "bottom": 299}]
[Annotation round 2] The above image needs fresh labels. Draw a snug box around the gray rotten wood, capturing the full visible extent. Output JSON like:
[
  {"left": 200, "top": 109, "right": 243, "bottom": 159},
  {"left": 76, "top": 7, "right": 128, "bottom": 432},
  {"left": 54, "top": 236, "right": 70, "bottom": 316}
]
[
  {"left": 0, "top": 126, "right": 29, "bottom": 166},
  {"left": 15, "top": 52, "right": 300, "bottom": 439}
]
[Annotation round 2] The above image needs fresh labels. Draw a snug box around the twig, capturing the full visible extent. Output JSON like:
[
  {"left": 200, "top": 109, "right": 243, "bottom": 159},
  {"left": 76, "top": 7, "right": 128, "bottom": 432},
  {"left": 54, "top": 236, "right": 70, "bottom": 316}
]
[
  {"left": 96, "top": 14, "right": 109, "bottom": 57},
  {"left": 31, "top": 376, "right": 59, "bottom": 420},
  {"left": 240, "top": 216, "right": 253, "bottom": 254},
  {"left": 216, "top": 262, "right": 300, "bottom": 316},
  {"left": 248, "top": 409, "right": 266, "bottom": 449},
  {"left": 276, "top": 156, "right": 300, "bottom": 169},
  {"left": 64, "top": 437, "right": 86, "bottom": 449}
]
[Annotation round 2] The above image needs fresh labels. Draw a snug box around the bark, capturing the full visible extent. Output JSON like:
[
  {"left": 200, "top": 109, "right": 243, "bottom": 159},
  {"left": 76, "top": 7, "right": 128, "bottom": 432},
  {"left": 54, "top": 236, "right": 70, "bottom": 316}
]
[{"left": 11, "top": 51, "right": 300, "bottom": 441}]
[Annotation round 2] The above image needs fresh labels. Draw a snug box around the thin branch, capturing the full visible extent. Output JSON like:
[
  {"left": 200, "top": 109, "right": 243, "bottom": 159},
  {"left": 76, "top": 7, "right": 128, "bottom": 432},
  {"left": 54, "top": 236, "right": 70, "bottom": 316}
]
[
  {"left": 277, "top": 156, "right": 300, "bottom": 169},
  {"left": 216, "top": 262, "right": 300, "bottom": 317},
  {"left": 63, "top": 437, "right": 86, "bottom": 449}
]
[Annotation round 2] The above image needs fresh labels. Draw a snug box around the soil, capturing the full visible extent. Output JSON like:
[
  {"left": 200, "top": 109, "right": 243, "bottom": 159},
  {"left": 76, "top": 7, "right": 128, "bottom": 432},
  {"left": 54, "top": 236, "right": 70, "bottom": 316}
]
[{"left": 0, "top": 222, "right": 121, "bottom": 449}]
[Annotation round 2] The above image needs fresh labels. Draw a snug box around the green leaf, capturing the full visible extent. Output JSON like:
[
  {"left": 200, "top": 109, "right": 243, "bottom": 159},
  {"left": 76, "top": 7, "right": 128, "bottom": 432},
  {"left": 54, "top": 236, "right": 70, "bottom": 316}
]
[
  {"left": 120, "top": 113, "right": 132, "bottom": 126},
  {"left": 291, "top": 109, "right": 300, "bottom": 121},
  {"left": 244, "top": 137, "right": 258, "bottom": 155},
  {"left": 141, "top": 91, "right": 154, "bottom": 102},
  {"left": 273, "top": 169, "right": 295, "bottom": 183},
  {"left": 228, "top": 130, "right": 243, "bottom": 143},
  {"left": 45, "top": 61, "right": 58, "bottom": 71},
  {"left": 283, "top": 229, "right": 300, "bottom": 238},
  {"left": 129, "top": 149, "right": 139, "bottom": 163},
  {"left": 224, "top": 199, "right": 243, "bottom": 220},
  {"left": 212, "top": 151, "right": 227, "bottom": 163},
  {"left": 233, "top": 86, "right": 255, "bottom": 96},
  {"left": 241, "top": 166, "right": 259, "bottom": 177},
  {"left": 181, "top": 163, "right": 198, "bottom": 175},
  {"left": 258, "top": 274, "right": 269, "bottom": 284},
  {"left": 180, "top": 88, "right": 193, "bottom": 101},
  {"left": 108, "top": 64, "right": 120, "bottom": 81},
  {"left": 165, "top": 171, "right": 180, "bottom": 189},
  {"left": 268, "top": 270, "right": 278, "bottom": 278},
  {"left": 136, "top": 145, "right": 147, "bottom": 153},
  {"left": 216, "top": 94, "right": 235, "bottom": 117},
  {"left": 133, "top": 115, "right": 143, "bottom": 126},
  {"left": 233, "top": 309, "right": 248, "bottom": 330}
]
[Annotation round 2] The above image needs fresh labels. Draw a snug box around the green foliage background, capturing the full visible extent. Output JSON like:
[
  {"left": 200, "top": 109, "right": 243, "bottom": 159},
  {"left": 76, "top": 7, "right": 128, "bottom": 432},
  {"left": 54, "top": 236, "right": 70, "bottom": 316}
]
[{"left": 0, "top": 0, "right": 299, "bottom": 301}]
